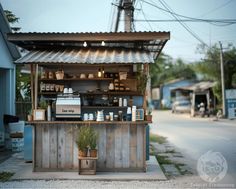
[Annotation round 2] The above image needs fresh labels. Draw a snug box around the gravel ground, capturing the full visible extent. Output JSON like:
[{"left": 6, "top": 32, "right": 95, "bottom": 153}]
[
  {"left": 1, "top": 176, "right": 233, "bottom": 189},
  {"left": 0, "top": 179, "right": 202, "bottom": 189}
]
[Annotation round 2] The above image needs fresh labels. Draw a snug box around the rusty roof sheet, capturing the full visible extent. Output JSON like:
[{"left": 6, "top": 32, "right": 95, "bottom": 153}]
[{"left": 15, "top": 48, "right": 154, "bottom": 64}]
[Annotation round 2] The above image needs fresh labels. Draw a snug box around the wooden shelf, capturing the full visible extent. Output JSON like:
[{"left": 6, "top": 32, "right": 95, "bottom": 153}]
[
  {"left": 39, "top": 78, "right": 113, "bottom": 81},
  {"left": 27, "top": 121, "right": 152, "bottom": 124},
  {"left": 39, "top": 91, "right": 143, "bottom": 96},
  {"left": 82, "top": 106, "right": 128, "bottom": 109}
]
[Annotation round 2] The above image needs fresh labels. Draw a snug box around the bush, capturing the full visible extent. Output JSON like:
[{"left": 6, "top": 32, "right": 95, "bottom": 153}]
[{"left": 76, "top": 126, "right": 98, "bottom": 151}]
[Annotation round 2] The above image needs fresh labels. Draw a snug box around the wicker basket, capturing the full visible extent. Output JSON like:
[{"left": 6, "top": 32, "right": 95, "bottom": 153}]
[{"left": 55, "top": 70, "right": 64, "bottom": 80}]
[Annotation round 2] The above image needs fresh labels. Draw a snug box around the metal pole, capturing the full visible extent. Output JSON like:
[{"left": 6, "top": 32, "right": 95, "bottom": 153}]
[{"left": 219, "top": 41, "right": 226, "bottom": 117}]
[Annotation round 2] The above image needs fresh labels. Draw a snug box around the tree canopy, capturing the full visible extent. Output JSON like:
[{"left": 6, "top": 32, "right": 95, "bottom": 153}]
[
  {"left": 194, "top": 43, "right": 236, "bottom": 102},
  {"left": 150, "top": 53, "right": 196, "bottom": 87},
  {"left": 4, "top": 10, "right": 21, "bottom": 32}
]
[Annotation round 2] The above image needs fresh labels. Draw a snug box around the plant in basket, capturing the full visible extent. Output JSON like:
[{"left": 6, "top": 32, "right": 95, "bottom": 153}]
[
  {"left": 88, "top": 127, "right": 98, "bottom": 157},
  {"left": 145, "top": 108, "right": 152, "bottom": 122},
  {"left": 76, "top": 126, "right": 90, "bottom": 157}
]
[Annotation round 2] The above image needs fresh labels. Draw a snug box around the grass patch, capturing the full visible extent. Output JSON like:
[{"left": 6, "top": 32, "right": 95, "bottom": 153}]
[
  {"left": 0, "top": 172, "right": 14, "bottom": 182},
  {"left": 165, "top": 149, "right": 175, "bottom": 153},
  {"left": 150, "top": 133, "right": 167, "bottom": 144},
  {"left": 175, "top": 164, "right": 192, "bottom": 175},
  {"left": 156, "top": 155, "right": 172, "bottom": 164}
]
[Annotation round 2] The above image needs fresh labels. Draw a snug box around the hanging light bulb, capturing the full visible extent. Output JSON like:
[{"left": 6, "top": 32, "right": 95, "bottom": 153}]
[
  {"left": 98, "top": 68, "right": 102, "bottom": 78},
  {"left": 102, "top": 67, "right": 105, "bottom": 74},
  {"left": 83, "top": 41, "right": 87, "bottom": 47},
  {"left": 101, "top": 41, "right": 105, "bottom": 46}
]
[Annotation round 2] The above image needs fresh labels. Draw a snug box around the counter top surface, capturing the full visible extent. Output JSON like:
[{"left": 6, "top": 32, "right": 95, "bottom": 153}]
[{"left": 26, "top": 120, "right": 152, "bottom": 124}]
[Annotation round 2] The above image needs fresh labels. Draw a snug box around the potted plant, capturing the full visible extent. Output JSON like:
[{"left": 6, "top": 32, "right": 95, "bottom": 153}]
[
  {"left": 76, "top": 126, "right": 90, "bottom": 157},
  {"left": 88, "top": 127, "right": 98, "bottom": 157},
  {"left": 145, "top": 108, "right": 152, "bottom": 122},
  {"left": 27, "top": 109, "right": 33, "bottom": 121}
]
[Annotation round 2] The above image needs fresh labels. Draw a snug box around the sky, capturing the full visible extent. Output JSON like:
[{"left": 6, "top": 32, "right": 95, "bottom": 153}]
[{"left": 1, "top": 0, "right": 236, "bottom": 62}]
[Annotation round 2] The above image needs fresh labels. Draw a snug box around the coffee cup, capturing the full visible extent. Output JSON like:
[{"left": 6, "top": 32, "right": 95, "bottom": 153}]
[
  {"left": 68, "top": 88, "right": 73, "bottom": 94},
  {"left": 83, "top": 113, "right": 88, "bottom": 121},
  {"left": 63, "top": 88, "right": 68, "bottom": 93}
]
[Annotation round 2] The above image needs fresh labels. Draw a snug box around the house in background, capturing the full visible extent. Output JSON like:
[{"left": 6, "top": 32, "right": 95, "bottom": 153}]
[
  {"left": 171, "top": 81, "right": 217, "bottom": 116},
  {"left": 158, "top": 78, "right": 195, "bottom": 109},
  {"left": 0, "top": 4, "right": 21, "bottom": 145}
]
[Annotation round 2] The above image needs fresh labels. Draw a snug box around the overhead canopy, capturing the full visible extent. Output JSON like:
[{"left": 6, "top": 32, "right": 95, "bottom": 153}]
[
  {"left": 8, "top": 31, "right": 170, "bottom": 64},
  {"left": 15, "top": 48, "right": 154, "bottom": 64},
  {"left": 172, "top": 81, "right": 217, "bottom": 93}
]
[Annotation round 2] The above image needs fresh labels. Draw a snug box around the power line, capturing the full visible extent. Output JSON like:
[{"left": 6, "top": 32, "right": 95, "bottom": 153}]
[
  {"left": 199, "top": 0, "right": 234, "bottom": 17},
  {"left": 156, "top": 0, "right": 208, "bottom": 46},
  {"left": 140, "top": 0, "right": 236, "bottom": 26},
  {"left": 139, "top": 0, "right": 153, "bottom": 31},
  {"left": 134, "top": 19, "right": 236, "bottom": 25}
]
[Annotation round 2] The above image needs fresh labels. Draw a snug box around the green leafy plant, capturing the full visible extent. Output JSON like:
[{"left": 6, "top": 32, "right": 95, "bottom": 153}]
[
  {"left": 39, "top": 99, "right": 47, "bottom": 109},
  {"left": 88, "top": 128, "right": 98, "bottom": 150},
  {"left": 76, "top": 126, "right": 90, "bottom": 151},
  {"left": 136, "top": 71, "right": 148, "bottom": 94}
]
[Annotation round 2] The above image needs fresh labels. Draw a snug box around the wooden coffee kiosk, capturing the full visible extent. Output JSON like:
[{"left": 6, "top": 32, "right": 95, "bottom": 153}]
[{"left": 8, "top": 32, "right": 170, "bottom": 172}]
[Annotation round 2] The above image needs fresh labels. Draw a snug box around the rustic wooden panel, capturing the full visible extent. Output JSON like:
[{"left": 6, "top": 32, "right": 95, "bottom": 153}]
[
  {"left": 35, "top": 125, "right": 42, "bottom": 169},
  {"left": 136, "top": 125, "right": 144, "bottom": 168},
  {"left": 33, "top": 123, "right": 146, "bottom": 171},
  {"left": 42, "top": 125, "right": 50, "bottom": 168},
  {"left": 49, "top": 125, "right": 58, "bottom": 169},
  {"left": 97, "top": 125, "right": 106, "bottom": 169},
  {"left": 65, "top": 125, "right": 73, "bottom": 169},
  {"left": 129, "top": 124, "right": 137, "bottom": 168},
  {"left": 122, "top": 125, "right": 130, "bottom": 168},
  {"left": 58, "top": 125, "right": 65, "bottom": 168},
  {"left": 106, "top": 124, "right": 115, "bottom": 168},
  {"left": 72, "top": 126, "right": 78, "bottom": 169},
  {"left": 114, "top": 125, "right": 122, "bottom": 168}
]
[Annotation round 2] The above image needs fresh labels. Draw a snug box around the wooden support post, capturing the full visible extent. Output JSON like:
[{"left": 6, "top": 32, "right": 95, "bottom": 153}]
[
  {"left": 34, "top": 64, "right": 38, "bottom": 109},
  {"left": 30, "top": 64, "right": 35, "bottom": 110}
]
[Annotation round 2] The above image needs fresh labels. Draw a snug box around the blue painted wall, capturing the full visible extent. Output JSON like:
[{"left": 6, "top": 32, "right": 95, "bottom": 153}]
[{"left": 161, "top": 80, "right": 195, "bottom": 108}]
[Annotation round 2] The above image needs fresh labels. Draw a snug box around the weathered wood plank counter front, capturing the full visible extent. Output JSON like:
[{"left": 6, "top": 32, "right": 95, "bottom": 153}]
[{"left": 30, "top": 121, "right": 149, "bottom": 172}]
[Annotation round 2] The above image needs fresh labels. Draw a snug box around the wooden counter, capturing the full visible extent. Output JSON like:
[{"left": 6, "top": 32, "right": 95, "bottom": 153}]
[{"left": 30, "top": 121, "right": 149, "bottom": 172}]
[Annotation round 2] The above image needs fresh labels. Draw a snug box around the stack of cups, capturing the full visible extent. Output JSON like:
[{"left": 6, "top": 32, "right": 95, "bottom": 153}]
[{"left": 132, "top": 106, "right": 136, "bottom": 122}]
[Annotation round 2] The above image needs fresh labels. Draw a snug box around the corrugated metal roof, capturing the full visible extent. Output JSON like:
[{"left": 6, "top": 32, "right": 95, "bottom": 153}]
[
  {"left": 15, "top": 48, "right": 154, "bottom": 64},
  {"left": 171, "top": 81, "right": 217, "bottom": 92}
]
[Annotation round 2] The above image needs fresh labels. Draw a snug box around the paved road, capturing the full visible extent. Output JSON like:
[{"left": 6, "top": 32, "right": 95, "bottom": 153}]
[{"left": 151, "top": 110, "right": 236, "bottom": 185}]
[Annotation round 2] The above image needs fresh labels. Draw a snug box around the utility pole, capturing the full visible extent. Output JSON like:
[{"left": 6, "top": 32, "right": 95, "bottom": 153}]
[
  {"left": 123, "top": 0, "right": 134, "bottom": 32},
  {"left": 219, "top": 41, "right": 226, "bottom": 117},
  {"left": 113, "top": 0, "right": 134, "bottom": 32}
]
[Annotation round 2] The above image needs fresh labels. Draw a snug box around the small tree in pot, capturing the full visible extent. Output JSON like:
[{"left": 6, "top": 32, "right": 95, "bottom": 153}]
[
  {"left": 88, "top": 128, "right": 98, "bottom": 157},
  {"left": 76, "top": 126, "right": 90, "bottom": 157}
]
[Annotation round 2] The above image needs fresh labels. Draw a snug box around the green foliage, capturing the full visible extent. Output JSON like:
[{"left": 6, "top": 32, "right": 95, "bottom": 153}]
[
  {"left": 136, "top": 69, "right": 148, "bottom": 94},
  {"left": 4, "top": 10, "right": 21, "bottom": 32},
  {"left": 39, "top": 99, "right": 47, "bottom": 109},
  {"left": 88, "top": 128, "right": 98, "bottom": 150},
  {"left": 150, "top": 53, "right": 196, "bottom": 87},
  {"left": 150, "top": 133, "right": 167, "bottom": 144},
  {"left": 0, "top": 172, "right": 14, "bottom": 182},
  {"left": 16, "top": 66, "right": 31, "bottom": 101},
  {"left": 76, "top": 126, "right": 98, "bottom": 150},
  {"left": 195, "top": 43, "right": 236, "bottom": 102}
]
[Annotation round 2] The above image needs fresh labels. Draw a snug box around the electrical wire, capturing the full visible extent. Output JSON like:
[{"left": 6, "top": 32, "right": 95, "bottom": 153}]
[
  {"left": 140, "top": 0, "right": 236, "bottom": 26},
  {"left": 157, "top": 0, "right": 208, "bottom": 46},
  {"left": 139, "top": 0, "right": 153, "bottom": 31},
  {"left": 199, "top": 0, "right": 234, "bottom": 17}
]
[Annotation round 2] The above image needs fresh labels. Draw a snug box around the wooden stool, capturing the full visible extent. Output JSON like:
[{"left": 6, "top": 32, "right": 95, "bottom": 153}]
[{"left": 78, "top": 156, "right": 98, "bottom": 175}]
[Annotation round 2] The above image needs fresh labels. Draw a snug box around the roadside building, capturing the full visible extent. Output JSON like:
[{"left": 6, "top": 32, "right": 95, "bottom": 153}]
[
  {"left": 157, "top": 78, "right": 195, "bottom": 109},
  {"left": 0, "top": 4, "right": 21, "bottom": 146}
]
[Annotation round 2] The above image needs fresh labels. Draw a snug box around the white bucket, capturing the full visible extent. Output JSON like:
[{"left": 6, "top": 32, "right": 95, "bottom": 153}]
[
  {"left": 11, "top": 138, "right": 24, "bottom": 152},
  {"left": 8, "top": 121, "right": 24, "bottom": 134}
]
